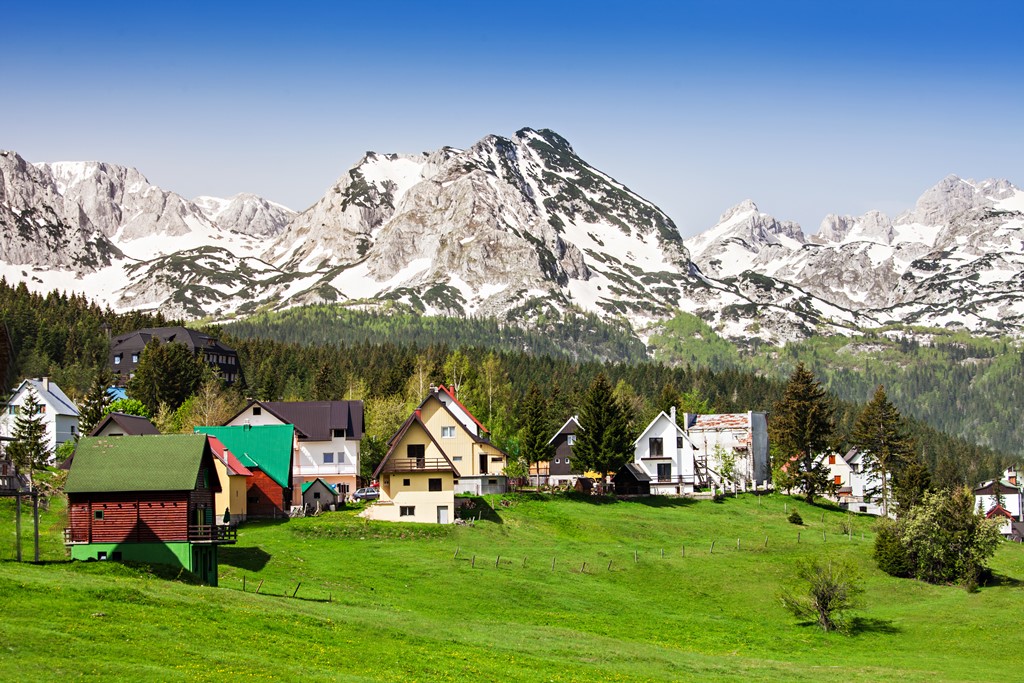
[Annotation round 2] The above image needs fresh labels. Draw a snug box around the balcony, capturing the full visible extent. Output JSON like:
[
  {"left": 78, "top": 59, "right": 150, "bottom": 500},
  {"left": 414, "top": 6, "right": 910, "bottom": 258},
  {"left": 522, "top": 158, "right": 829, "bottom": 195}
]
[
  {"left": 63, "top": 528, "right": 88, "bottom": 545},
  {"left": 188, "top": 524, "right": 237, "bottom": 544},
  {"left": 295, "top": 463, "right": 357, "bottom": 477},
  {"left": 649, "top": 474, "right": 696, "bottom": 485},
  {"left": 379, "top": 458, "right": 453, "bottom": 474}
]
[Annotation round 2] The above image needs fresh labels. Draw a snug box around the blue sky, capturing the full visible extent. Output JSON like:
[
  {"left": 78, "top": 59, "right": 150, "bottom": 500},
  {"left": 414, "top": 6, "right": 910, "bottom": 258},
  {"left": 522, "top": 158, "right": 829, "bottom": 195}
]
[{"left": 3, "top": 1, "right": 1022, "bottom": 237}]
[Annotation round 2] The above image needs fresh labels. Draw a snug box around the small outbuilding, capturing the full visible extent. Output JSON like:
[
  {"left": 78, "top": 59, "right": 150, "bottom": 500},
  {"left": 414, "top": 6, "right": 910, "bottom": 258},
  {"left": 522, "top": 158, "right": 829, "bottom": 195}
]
[
  {"left": 613, "top": 463, "right": 651, "bottom": 496},
  {"left": 301, "top": 477, "right": 339, "bottom": 510}
]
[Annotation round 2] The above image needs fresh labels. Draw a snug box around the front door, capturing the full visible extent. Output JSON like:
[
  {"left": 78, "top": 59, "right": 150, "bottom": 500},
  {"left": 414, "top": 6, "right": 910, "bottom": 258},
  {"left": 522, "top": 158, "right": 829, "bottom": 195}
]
[
  {"left": 437, "top": 506, "right": 449, "bottom": 524},
  {"left": 479, "top": 453, "right": 488, "bottom": 474}
]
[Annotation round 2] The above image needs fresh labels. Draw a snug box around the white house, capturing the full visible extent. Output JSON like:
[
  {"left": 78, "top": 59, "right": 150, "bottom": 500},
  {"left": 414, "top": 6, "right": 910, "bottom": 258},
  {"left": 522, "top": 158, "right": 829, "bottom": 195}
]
[
  {"left": 632, "top": 408, "right": 698, "bottom": 494},
  {"left": 683, "top": 411, "right": 769, "bottom": 488},
  {"left": 225, "top": 400, "right": 363, "bottom": 502},
  {"left": 0, "top": 378, "right": 80, "bottom": 458},
  {"left": 974, "top": 467, "right": 1024, "bottom": 538},
  {"left": 818, "top": 449, "right": 884, "bottom": 515}
]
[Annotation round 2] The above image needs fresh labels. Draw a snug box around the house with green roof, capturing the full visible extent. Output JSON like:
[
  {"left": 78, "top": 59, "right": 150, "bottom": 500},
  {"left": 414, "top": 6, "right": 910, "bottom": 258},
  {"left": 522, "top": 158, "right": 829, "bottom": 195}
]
[
  {"left": 64, "top": 434, "right": 235, "bottom": 586},
  {"left": 301, "top": 478, "right": 339, "bottom": 510},
  {"left": 194, "top": 424, "right": 295, "bottom": 518}
]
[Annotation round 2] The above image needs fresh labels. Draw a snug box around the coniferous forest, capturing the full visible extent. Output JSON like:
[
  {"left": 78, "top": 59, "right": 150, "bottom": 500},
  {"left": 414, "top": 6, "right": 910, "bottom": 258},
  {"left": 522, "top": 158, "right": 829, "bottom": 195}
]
[{"left": 0, "top": 280, "right": 1013, "bottom": 487}]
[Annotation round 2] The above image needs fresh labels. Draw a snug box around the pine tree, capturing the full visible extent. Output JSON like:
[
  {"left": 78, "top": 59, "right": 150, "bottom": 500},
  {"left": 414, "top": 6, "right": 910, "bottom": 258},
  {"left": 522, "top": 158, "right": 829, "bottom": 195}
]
[
  {"left": 311, "top": 361, "right": 337, "bottom": 401},
  {"left": 6, "top": 389, "right": 50, "bottom": 473},
  {"left": 573, "top": 373, "right": 633, "bottom": 483},
  {"left": 126, "top": 339, "right": 207, "bottom": 415},
  {"left": 78, "top": 367, "right": 113, "bottom": 435},
  {"left": 519, "top": 383, "right": 553, "bottom": 483},
  {"left": 771, "top": 362, "right": 835, "bottom": 503},
  {"left": 850, "top": 385, "right": 916, "bottom": 517}
]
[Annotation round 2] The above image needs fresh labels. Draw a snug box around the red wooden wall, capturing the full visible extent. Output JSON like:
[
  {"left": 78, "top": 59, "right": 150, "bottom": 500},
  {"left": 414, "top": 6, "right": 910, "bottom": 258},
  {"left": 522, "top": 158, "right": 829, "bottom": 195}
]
[
  {"left": 246, "top": 469, "right": 287, "bottom": 517},
  {"left": 68, "top": 491, "right": 190, "bottom": 543}
]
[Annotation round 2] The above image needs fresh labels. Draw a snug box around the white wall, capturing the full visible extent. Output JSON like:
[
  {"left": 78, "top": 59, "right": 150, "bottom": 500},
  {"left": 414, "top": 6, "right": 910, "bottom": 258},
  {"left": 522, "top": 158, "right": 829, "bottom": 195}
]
[{"left": 633, "top": 413, "right": 694, "bottom": 490}]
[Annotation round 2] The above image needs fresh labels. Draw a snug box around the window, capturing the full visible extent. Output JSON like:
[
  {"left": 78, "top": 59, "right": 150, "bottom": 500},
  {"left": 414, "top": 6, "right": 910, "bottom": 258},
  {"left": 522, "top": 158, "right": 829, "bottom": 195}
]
[
  {"left": 428, "top": 478, "right": 442, "bottom": 492},
  {"left": 554, "top": 458, "right": 560, "bottom": 464},
  {"left": 676, "top": 436, "right": 683, "bottom": 448},
  {"left": 649, "top": 437, "right": 664, "bottom": 457},
  {"left": 38, "top": 405, "right": 45, "bottom": 414},
  {"left": 333, "top": 428, "right": 346, "bottom": 438},
  {"left": 313, "top": 491, "right": 321, "bottom": 499},
  {"left": 94, "top": 510, "right": 104, "bottom": 520},
  {"left": 441, "top": 426, "right": 456, "bottom": 438},
  {"left": 131, "top": 353, "right": 139, "bottom": 363},
  {"left": 323, "top": 453, "right": 334, "bottom": 464},
  {"left": 834, "top": 475, "right": 842, "bottom": 485},
  {"left": 828, "top": 455, "right": 836, "bottom": 465},
  {"left": 7, "top": 406, "right": 14, "bottom": 415},
  {"left": 453, "top": 456, "right": 462, "bottom": 462},
  {"left": 408, "top": 444, "right": 425, "bottom": 467},
  {"left": 491, "top": 456, "right": 502, "bottom": 462},
  {"left": 252, "top": 406, "right": 262, "bottom": 416},
  {"left": 657, "top": 463, "right": 672, "bottom": 482},
  {"left": 403, "top": 478, "right": 411, "bottom": 486},
  {"left": 565, "top": 459, "right": 570, "bottom": 467},
  {"left": 488, "top": 479, "right": 497, "bottom": 485},
  {"left": 70, "top": 425, "right": 76, "bottom": 434},
  {"left": 566, "top": 434, "right": 576, "bottom": 446},
  {"left": 400, "top": 506, "right": 415, "bottom": 517},
  {"left": 114, "top": 354, "right": 122, "bottom": 365},
  {"left": 340, "top": 484, "right": 350, "bottom": 496},
  {"left": 98, "top": 551, "right": 108, "bottom": 561}
]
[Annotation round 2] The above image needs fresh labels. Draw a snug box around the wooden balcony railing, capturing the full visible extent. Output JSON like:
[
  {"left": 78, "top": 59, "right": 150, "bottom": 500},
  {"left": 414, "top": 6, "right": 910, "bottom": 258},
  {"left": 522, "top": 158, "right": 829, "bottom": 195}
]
[
  {"left": 380, "top": 458, "right": 453, "bottom": 474},
  {"left": 189, "top": 524, "right": 238, "bottom": 544}
]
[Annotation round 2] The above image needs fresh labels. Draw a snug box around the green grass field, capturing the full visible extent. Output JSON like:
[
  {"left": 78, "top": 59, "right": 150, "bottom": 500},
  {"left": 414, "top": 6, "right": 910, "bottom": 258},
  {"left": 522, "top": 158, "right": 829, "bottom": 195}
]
[{"left": 2, "top": 492, "right": 1021, "bottom": 682}]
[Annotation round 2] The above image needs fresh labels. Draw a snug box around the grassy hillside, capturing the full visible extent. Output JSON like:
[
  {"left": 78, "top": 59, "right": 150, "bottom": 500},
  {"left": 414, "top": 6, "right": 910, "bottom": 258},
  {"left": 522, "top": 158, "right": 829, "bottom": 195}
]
[{"left": 3, "top": 494, "right": 1023, "bottom": 681}]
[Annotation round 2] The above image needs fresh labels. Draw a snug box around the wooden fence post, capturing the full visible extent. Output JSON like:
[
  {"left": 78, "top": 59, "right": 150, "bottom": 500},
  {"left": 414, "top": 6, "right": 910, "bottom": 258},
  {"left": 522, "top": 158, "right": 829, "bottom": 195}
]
[
  {"left": 453, "top": 547, "right": 460, "bottom": 559},
  {"left": 256, "top": 579, "right": 264, "bottom": 594},
  {"left": 710, "top": 540, "right": 716, "bottom": 554},
  {"left": 293, "top": 583, "right": 301, "bottom": 598}
]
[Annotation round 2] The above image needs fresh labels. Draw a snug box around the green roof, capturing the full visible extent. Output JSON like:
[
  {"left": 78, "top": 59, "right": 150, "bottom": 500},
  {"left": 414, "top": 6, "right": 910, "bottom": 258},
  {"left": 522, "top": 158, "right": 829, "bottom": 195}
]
[
  {"left": 66, "top": 434, "right": 209, "bottom": 493},
  {"left": 194, "top": 424, "right": 294, "bottom": 489},
  {"left": 301, "top": 478, "right": 337, "bottom": 495}
]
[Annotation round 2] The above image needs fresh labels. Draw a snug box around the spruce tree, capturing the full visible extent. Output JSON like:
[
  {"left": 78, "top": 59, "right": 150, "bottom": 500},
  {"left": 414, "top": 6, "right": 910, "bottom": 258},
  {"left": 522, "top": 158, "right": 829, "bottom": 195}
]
[
  {"left": 770, "top": 362, "right": 835, "bottom": 503},
  {"left": 573, "top": 373, "right": 633, "bottom": 484},
  {"left": 519, "top": 383, "right": 553, "bottom": 484},
  {"left": 127, "top": 339, "right": 207, "bottom": 415},
  {"left": 850, "top": 385, "right": 917, "bottom": 517},
  {"left": 6, "top": 389, "right": 50, "bottom": 473},
  {"left": 78, "top": 367, "right": 112, "bottom": 435}
]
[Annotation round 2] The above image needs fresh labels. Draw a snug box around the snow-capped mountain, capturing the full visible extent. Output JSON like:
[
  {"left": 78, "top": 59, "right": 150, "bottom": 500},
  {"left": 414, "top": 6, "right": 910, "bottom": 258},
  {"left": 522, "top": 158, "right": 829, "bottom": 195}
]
[{"left": 2, "top": 132, "right": 1023, "bottom": 346}]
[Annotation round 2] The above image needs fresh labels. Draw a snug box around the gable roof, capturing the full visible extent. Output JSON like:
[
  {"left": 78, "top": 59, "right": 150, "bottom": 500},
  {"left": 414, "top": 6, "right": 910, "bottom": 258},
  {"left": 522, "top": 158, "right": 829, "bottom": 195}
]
[
  {"left": 434, "top": 385, "right": 488, "bottom": 434},
  {"left": 374, "top": 412, "right": 460, "bottom": 479},
  {"left": 227, "top": 400, "right": 364, "bottom": 441},
  {"left": 686, "top": 413, "right": 751, "bottom": 431},
  {"left": 89, "top": 412, "right": 160, "bottom": 437},
  {"left": 633, "top": 411, "right": 686, "bottom": 447},
  {"left": 66, "top": 434, "right": 214, "bottom": 493},
  {"left": 614, "top": 462, "right": 651, "bottom": 483},
  {"left": 195, "top": 424, "right": 293, "bottom": 489},
  {"left": 974, "top": 480, "right": 1021, "bottom": 496},
  {"left": 301, "top": 478, "right": 337, "bottom": 495},
  {"left": 547, "top": 416, "right": 581, "bottom": 446},
  {"left": 110, "top": 326, "right": 235, "bottom": 354},
  {"left": 207, "top": 435, "right": 253, "bottom": 477},
  {"left": 9, "top": 379, "right": 79, "bottom": 416}
]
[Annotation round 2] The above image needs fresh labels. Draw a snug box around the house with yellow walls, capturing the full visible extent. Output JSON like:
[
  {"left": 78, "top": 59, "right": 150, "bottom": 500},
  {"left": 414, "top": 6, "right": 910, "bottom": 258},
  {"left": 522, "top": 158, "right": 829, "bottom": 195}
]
[
  {"left": 362, "top": 409, "right": 459, "bottom": 524},
  {"left": 418, "top": 385, "right": 508, "bottom": 495},
  {"left": 207, "top": 435, "right": 252, "bottom": 524}
]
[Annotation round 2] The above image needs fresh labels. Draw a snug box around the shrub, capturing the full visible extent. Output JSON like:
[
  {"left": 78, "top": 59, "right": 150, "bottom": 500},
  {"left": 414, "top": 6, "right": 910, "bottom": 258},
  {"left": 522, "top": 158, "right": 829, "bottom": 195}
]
[
  {"left": 874, "top": 520, "right": 914, "bottom": 578},
  {"left": 788, "top": 510, "right": 803, "bottom": 525},
  {"left": 781, "top": 559, "right": 864, "bottom": 632}
]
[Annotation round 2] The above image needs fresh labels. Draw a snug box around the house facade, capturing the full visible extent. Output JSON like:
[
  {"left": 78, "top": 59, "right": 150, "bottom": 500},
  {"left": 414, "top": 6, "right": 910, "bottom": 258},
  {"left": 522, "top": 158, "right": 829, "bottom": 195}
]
[
  {"left": 537, "top": 416, "right": 581, "bottom": 486},
  {"left": 974, "top": 468, "right": 1024, "bottom": 538},
  {"left": 631, "top": 409, "right": 697, "bottom": 494},
  {"left": 225, "top": 400, "right": 363, "bottom": 502},
  {"left": 818, "top": 449, "right": 884, "bottom": 515},
  {"left": 363, "top": 411, "right": 459, "bottom": 524},
  {"left": 683, "top": 411, "right": 769, "bottom": 488},
  {"left": 64, "top": 434, "right": 236, "bottom": 586},
  {"left": 109, "top": 326, "right": 242, "bottom": 385},
  {"left": 418, "top": 385, "right": 507, "bottom": 495},
  {"left": 195, "top": 424, "right": 295, "bottom": 518},
  {"left": 301, "top": 478, "right": 339, "bottom": 510},
  {"left": 206, "top": 435, "right": 253, "bottom": 524},
  {"left": 90, "top": 412, "right": 160, "bottom": 438},
  {"left": 0, "top": 378, "right": 80, "bottom": 456}
]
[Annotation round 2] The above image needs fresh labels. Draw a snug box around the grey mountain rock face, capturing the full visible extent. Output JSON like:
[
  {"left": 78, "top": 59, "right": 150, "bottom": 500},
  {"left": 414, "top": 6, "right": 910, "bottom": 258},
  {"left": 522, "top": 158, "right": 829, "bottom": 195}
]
[{"left": 2, "top": 135, "right": 1023, "bottom": 346}]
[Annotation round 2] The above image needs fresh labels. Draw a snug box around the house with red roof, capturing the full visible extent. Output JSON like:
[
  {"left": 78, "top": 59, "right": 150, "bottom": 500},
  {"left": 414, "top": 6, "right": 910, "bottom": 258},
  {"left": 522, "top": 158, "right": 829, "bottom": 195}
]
[
  {"left": 974, "top": 467, "right": 1024, "bottom": 538},
  {"left": 418, "top": 385, "right": 508, "bottom": 495},
  {"left": 206, "top": 436, "right": 253, "bottom": 524}
]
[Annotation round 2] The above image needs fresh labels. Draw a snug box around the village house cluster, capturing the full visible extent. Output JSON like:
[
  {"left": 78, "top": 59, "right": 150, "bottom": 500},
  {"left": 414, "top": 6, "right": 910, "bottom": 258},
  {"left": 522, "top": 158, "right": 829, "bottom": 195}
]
[{"left": 3, "top": 328, "right": 1015, "bottom": 585}]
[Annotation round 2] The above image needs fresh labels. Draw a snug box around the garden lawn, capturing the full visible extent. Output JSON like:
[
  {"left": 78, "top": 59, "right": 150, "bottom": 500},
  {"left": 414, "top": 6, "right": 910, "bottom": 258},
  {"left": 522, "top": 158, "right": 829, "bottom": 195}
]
[{"left": 2, "top": 493, "right": 1022, "bottom": 681}]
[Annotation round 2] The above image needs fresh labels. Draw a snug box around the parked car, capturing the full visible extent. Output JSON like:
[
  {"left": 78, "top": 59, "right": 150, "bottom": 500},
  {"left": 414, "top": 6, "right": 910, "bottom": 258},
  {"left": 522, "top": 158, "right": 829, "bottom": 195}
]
[{"left": 353, "top": 487, "right": 379, "bottom": 501}]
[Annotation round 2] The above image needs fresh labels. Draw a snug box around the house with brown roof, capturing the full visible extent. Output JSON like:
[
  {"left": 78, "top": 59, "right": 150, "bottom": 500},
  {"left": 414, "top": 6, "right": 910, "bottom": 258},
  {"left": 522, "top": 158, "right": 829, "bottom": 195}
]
[
  {"left": 225, "top": 400, "right": 363, "bottom": 502},
  {"left": 534, "top": 416, "right": 582, "bottom": 487},
  {"left": 362, "top": 409, "right": 459, "bottom": 524},
  {"left": 90, "top": 412, "right": 160, "bottom": 437},
  {"left": 109, "top": 326, "right": 241, "bottom": 385},
  {"left": 417, "top": 385, "right": 507, "bottom": 495}
]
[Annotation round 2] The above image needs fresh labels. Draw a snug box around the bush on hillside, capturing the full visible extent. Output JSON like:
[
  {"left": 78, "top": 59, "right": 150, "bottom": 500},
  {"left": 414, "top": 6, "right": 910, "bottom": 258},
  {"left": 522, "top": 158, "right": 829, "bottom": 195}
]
[
  {"left": 781, "top": 559, "right": 864, "bottom": 632},
  {"left": 873, "top": 520, "right": 914, "bottom": 578},
  {"left": 788, "top": 511, "right": 803, "bottom": 525}
]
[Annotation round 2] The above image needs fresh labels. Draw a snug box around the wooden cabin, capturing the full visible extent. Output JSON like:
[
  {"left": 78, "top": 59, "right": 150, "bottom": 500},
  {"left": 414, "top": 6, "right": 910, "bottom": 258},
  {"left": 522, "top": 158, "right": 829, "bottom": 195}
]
[{"left": 64, "top": 434, "right": 236, "bottom": 585}]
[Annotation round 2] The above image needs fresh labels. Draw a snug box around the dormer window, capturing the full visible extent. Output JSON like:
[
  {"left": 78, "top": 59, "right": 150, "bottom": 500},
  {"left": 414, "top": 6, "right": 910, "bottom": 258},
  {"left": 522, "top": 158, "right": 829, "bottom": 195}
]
[
  {"left": 114, "top": 354, "right": 122, "bottom": 365},
  {"left": 566, "top": 435, "right": 576, "bottom": 446},
  {"left": 131, "top": 353, "right": 139, "bottom": 363},
  {"left": 333, "top": 428, "right": 346, "bottom": 438}
]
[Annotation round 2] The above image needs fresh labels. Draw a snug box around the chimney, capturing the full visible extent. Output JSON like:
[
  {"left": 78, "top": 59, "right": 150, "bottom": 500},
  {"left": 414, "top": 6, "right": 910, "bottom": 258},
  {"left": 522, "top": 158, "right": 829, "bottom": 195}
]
[
  {"left": 42, "top": 377, "right": 50, "bottom": 393},
  {"left": 670, "top": 406, "right": 676, "bottom": 423}
]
